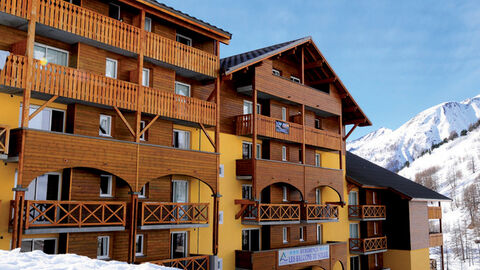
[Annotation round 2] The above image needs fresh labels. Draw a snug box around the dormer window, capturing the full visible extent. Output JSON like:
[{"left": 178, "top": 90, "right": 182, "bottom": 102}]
[
  {"left": 176, "top": 34, "right": 192, "bottom": 46},
  {"left": 272, "top": 69, "right": 281, "bottom": 76}
]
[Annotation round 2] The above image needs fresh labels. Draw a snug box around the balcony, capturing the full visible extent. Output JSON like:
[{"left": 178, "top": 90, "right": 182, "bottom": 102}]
[
  {"left": 236, "top": 201, "right": 300, "bottom": 225},
  {"left": 428, "top": 206, "right": 442, "bottom": 219},
  {"left": 0, "top": 55, "right": 216, "bottom": 126},
  {"left": 10, "top": 200, "right": 126, "bottom": 234},
  {"left": 8, "top": 128, "right": 218, "bottom": 193},
  {"left": 235, "top": 114, "right": 341, "bottom": 150},
  {"left": 348, "top": 205, "right": 386, "bottom": 221},
  {"left": 150, "top": 255, "right": 209, "bottom": 270},
  {"left": 0, "top": 125, "right": 9, "bottom": 159},
  {"left": 0, "top": 0, "right": 218, "bottom": 77},
  {"left": 235, "top": 242, "right": 347, "bottom": 269},
  {"left": 139, "top": 202, "right": 209, "bottom": 230},
  {"left": 303, "top": 204, "right": 339, "bottom": 223},
  {"left": 349, "top": 236, "right": 387, "bottom": 255},
  {"left": 429, "top": 233, "right": 443, "bottom": 247}
]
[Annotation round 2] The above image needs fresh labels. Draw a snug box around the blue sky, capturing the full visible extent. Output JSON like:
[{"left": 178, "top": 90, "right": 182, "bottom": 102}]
[{"left": 163, "top": 0, "right": 480, "bottom": 140}]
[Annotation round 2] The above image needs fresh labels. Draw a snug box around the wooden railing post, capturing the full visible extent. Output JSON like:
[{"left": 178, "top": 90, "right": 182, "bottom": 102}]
[{"left": 128, "top": 192, "right": 139, "bottom": 263}]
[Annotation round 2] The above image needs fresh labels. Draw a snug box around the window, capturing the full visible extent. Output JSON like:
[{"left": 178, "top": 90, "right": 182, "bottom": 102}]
[
  {"left": 20, "top": 104, "right": 65, "bottom": 132},
  {"left": 374, "top": 253, "right": 378, "bottom": 266},
  {"left": 139, "top": 120, "right": 146, "bottom": 141},
  {"left": 105, "top": 58, "right": 117, "bottom": 79},
  {"left": 175, "top": 81, "right": 191, "bottom": 97},
  {"left": 349, "top": 223, "right": 359, "bottom": 239},
  {"left": 139, "top": 184, "right": 147, "bottom": 199},
  {"left": 290, "top": 76, "right": 301, "bottom": 83},
  {"left": 315, "top": 119, "right": 321, "bottom": 129},
  {"left": 282, "top": 186, "right": 288, "bottom": 202},
  {"left": 282, "top": 227, "right": 288, "bottom": 243},
  {"left": 219, "top": 164, "right": 224, "bottom": 178},
  {"left": 242, "top": 142, "right": 261, "bottom": 159},
  {"left": 21, "top": 238, "right": 57, "bottom": 254},
  {"left": 33, "top": 43, "right": 68, "bottom": 66},
  {"left": 372, "top": 191, "right": 377, "bottom": 204},
  {"left": 144, "top": 17, "right": 152, "bottom": 32},
  {"left": 281, "top": 107, "right": 287, "bottom": 121},
  {"left": 282, "top": 146, "right": 287, "bottom": 161},
  {"left": 272, "top": 69, "right": 281, "bottom": 76},
  {"left": 348, "top": 191, "right": 358, "bottom": 205},
  {"left": 242, "top": 229, "right": 260, "bottom": 251},
  {"left": 142, "top": 68, "right": 150, "bottom": 87},
  {"left": 173, "top": 129, "right": 190, "bottom": 149},
  {"left": 242, "top": 185, "right": 253, "bottom": 200},
  {"left": 243, "top": 100, "right": 261, "bottom": 115},
  {"left": 100, "top": 175, "right": 113, "bottom": 197},
  {"left": 315, "top": 188, "right": 321, "bottom": 204},
  {"left": 25, "top": 173, "right": 61, "bottom": 201},
  {"left": 108, "top": 3, "right": 120, "bottom": 20},
  {"left": 374, "top": 222, "right": 378, "bottom": 235},
  {"left": 135, "top": 234, "right": 144, "bottom": 257},
  {"left": 171, "top": 232, "right": 187, "bottom": 259},
  {"left": 299, "top": 227, "right": 305, "bottom": 242},
  {"left": 97, "top": 236, "right": 110, "bottom": 259},
  {"left": 176, "top": 34, "right": 192, "bottom": 46},
  {"left": 315, "top": 153, "right": 321, "bottom": 167},
  {"left": 172, "top": 180, "right": 188, "bottom": 203},
  {"left": 298, "top": 149, "right": 302, "bottom": 163},
  {"left": 317, "top": 225, "right": 322, "bottom": 244},
  {"left": 99, "top": 114, "right": 112, "bottom": 137},
  {"left": 350, "top": 256, "right": 360, "bottom": 270}
]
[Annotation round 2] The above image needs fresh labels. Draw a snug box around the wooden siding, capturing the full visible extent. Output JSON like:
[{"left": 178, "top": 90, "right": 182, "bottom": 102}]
[
  {"left": 0, "top": 54, "right": 216, "bottom": 126},
  {"left": 9, "top": 128, "right": 217, "bottom": 192},
  {"left": 409, "top": 201, "right": 429, "bottom": 250},
  {"left": 428, "top": 206, "right": 442, "bottom": 220},
  {"left": 255, "top": 60, "right": 342, "bottom": 115},
  {"left": 0, "top": 0, "right": 219, "bottom": 76},
  {"left": 429, "top": 233, "right": 443, "bottom": 247}
]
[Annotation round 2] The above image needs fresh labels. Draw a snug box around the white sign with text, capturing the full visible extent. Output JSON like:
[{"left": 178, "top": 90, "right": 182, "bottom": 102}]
[{"left": 278, "top": 244, "right": 329, "bottom": 266}]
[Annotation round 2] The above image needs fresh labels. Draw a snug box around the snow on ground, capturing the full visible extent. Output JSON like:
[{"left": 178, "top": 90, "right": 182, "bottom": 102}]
[{"left": 0, "top": 249, "right": 178, "bottom": 270}]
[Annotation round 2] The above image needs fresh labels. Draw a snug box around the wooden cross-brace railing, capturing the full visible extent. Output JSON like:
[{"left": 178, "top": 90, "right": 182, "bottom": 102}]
[
  {"left": 349, "top": 236, "right": 387, "bottom": 253},
  {"left": 234, "top": 200, "right": 300, "bottom": 222},
  {"left": 304, "top": 204, "right": 339, "bottom": 220},
  {"left": 140, "top": 202, "right": 209, "bottom": 225},
  {"left": 348, "top": 205, "right": 386, "bottom": 219},
  {"left": 150, "top": 255, "right": 210, "bottom": 270},
  {"left": 0, "top": 125, "right": 10, "bottom": 155}
]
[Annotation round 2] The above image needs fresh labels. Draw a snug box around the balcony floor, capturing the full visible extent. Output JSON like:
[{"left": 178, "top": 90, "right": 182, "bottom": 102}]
[
  {"left": 302, "top": 219, "right": 339, "bottom": 224},
  {"left": 348, "top": 217, "right": 386, "bottom": 221},
  {"left": 242, "top": 220, "right": 300, "bottom": 226},
  {"left": 350, "top": 249, "right": 387, "bottom": 255},
  {"left": 139, "top": 223, "right": 209, "bottom": 230},
  {"left": 23, "top": 226, "right": 125, "bottom": 234}
]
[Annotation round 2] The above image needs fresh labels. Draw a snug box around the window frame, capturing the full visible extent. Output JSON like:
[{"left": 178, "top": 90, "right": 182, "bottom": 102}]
[
  {"left": 174, "top": 81, "right": 191, "bottom": 97},
  {"left": 282, "top": 186, "right": 288, "bottom": 202},
  {"left": 317, "top": 225, "right": 322, "bottom": 244},
  {"left": 139, "top": 120, "right": 146, "bottom": 141},
  {"left": 243, "top": 100, "right": 261, "bottom": 115},
  {"left": 99, "top": 175, "right": 113, "bottom": 197},
  {"left": 315, "top": 118, "right": 321, "bottom": 129},
  {"left": 21, "top": 237, "right": 58, "bottom": 254},
  {"left": 142, "top": 68, "right": 150, "bottom": 87},
  {"left": 138, "top": 184, "right": 147, "bottom": 199},
  {"left": 315, "top": 188, "right": 321, "bottom": 204},
  {"left": 21, "top": 104, "right": 66, "bottom": 132},
  {"left": 242, "top": 228, "right": 260, "bottom": 251},
  {"left": 97, "top": 235, "right": 110, "bottom": 259},
  {"left": 349, "top": 223, "right": 360, "bottom": 239},
  {"left": 108, "top": 3, "right": 121, "bottom": 20},
  {"left": 290, "top": 76, "right": 301, "bottom": 83},
  {"left": 272, "top": 69, "right": 281, "bottom": 76},
  {"left": 173, "top": 129, "right": 191, "bottom": 149},
  {"left": 176, "top": 33, "right": 192, "bottom": 46},
  {"left": 170, "top": 231, "right": 188, "bottom": 258},
  {"left": 348, "top": 191, "right": 359, "bottom": 205},
  {"left": 144, "top": 17, "right": 152, "bottom": 32},
  {"left": 282, "top": 146, "right": 287, "bottom": 161},
  {"left": 33, "top": 43, "right": 69, "bottom": 67},
  {"left": 99, "top": 114, "right": 112, "bottom": 137},
  {"left": 282, "top": 227, "right": 288, "bottom": 243},
  {"left": 281, "top": 107, "right": 287, "bottom": 121},
  {"left": 135, "top": 234, "right": 144, "bottom": 257},
  {"left": 242, "top": 141, "right": 261, "bottom": 159},
  {"left": 299, "top": 226, "right": 305, "bottom": 242},
  {"left": 315, "top": 153, "right": 321, "bottom": 167},
  {"left": 105, "top": 58, "right": 118, "bottom": 79}
]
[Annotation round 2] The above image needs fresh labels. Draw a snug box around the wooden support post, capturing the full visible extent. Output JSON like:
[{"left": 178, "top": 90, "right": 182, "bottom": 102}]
[
  {"left": 339, "top": 115, "right": 344, "bottom": 170},
  {"left": 128, "top": 193, "right": 139, "bottom": 263},
  {"left": 13, "top": 0, "right": 38, "bottom": 249},
  {"left": 199, "top": 123, "right": 215, "bottom": 150},
  {"left": 212, "top": 40, "right": 221, "bottom": 256},
  {"left": 135, "top": 9, "right": 146, "bottom": 143},
  {"left": 343, "top": 123, "right": 359, "bottom": 141},
  {"left": 302, "top": 104, "right": 306, "bottom": 201},
  {"left": 252, "top": 78, "right": 258, "bottom": 200},
  {"left": 301, "top": 47, "right": 305, "bottom": 84},
  {"left": 439, "top": 202, "right": 444, "bottom": 270}
]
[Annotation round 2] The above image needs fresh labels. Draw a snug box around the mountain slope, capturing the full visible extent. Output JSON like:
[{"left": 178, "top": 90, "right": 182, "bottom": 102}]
[{"left": 348, "top": 95, "right": 480, "bottom": 172}]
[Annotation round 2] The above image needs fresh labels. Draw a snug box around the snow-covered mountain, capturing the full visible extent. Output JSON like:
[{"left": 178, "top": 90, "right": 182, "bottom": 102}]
[{"left": 348, "top": 95, "right": 480, "bottom": 172}]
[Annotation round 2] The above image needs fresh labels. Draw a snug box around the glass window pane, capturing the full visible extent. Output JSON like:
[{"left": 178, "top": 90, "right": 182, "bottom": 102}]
[
  {"left": 175, "top": 83, "right": 190, "bottom": 97},
  {"left": 142, "top": 69, "right": 149, "bottom": 87},
  {"left": 33, "top": 45, "right": 46, "bottom": 61},
  {"left": 105, "top": 60, "right": 117, "bottom": 79},
  {"left": 20, "top": 240, "right": 33, "bottom": 252},
  {"left": 47, "top": 48, "right": 67, "bottom": 66}
]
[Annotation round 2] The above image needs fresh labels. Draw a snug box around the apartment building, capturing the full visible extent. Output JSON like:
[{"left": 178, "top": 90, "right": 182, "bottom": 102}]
[
  {"left": 346, "top": 152, "right": 449, "bottom": 270},
  {"left": 217, "top": 37, "right": 371, "bottom": 270},
  {"left": 0, "top": 0, "right": 231, "bottom": 268}
]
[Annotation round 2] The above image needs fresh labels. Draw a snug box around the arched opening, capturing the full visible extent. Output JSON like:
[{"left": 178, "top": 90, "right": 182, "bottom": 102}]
[
  {"left": 259, "top": 182, "right": 304, "bottom": 203},
  {"left": 310, "top": 185, "right": 343, "bottom": 205},
  {"left": 333, "top": 260, "right": 344, "bottom": 270}
]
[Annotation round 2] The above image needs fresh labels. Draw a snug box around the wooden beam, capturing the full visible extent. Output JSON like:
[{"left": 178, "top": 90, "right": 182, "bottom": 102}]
[
  {"left": 344, "top": 106, "right": 358, "bottom": 113},
  {"left": 235, "top": 204, "right": 248, "bottom": 220},
  {"left": 344, "top": 119, "right": 366, "bottom": 125},
  {"left": 343, "top": 123, "right": 359, "bottom": 141},
  {"left": 138, "top": 114, "right": 160, "bottom": 138},
  {"left": 339, "top": 93, "right": 349, "bottom": 99},
  {"left": 234, "top": 199, "right": 256, "bottom": 205},
  {"left": 113, "top": 106, "right": 135, "bottom": 137},
  {"left": 301, "top": 47, "right": 305, "bottom": 84},
  {"left": 199, "top": 123, "right": 216, "bottom": 150},
  {"left": 207, "top": 87, "right": 216, "bottom": 102},
  {"left": 304, "top": 59, "right": 325, "bottom": 69},
  {"left": 28, "top": 95, "right": 58, "bottom": 121},
  {"left": 308, "top": 78, "right": 336, "bottom": 85},
  {"left": 222, "top": 74, "right": 233, "bottom": 81}
]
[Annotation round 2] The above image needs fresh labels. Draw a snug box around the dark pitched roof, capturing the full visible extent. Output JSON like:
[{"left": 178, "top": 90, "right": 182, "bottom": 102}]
[
  {"left": 144, "top": 0, "right": 231, "bottom": 39},
  {"left": 221, "top": 37, "right": 310, "bottom": 74},
  {"left": 346, "top": 152, "right": 450, "bottom": 201}
]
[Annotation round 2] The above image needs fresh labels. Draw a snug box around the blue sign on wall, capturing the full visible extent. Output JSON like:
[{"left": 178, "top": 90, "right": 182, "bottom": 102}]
[
  {"left": 278, "top": 244, "right": 330, "bottom": 266},
  {"left": 275, "top": 120, "right": 290, "bottom": 134}
]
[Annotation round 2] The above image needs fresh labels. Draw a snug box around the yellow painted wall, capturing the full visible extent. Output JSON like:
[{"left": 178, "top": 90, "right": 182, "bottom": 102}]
[
  {"left": 383, "top": 248, "right": 430, "bottom": 270},
  {"left": 0, "top": 93, "right": 67, "bottom": 250}
]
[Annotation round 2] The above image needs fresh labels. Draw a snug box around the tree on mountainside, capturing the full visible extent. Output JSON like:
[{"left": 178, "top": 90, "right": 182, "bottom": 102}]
[
  {"left": 463, "top": 184, "right": 480, "bottom": 226},
  {"left": 414, "top": 166, "right": 440, "bottom": 191}
]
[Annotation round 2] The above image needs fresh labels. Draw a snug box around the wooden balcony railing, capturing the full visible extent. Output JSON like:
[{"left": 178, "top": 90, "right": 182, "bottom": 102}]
[
  {"left": 239, "top": 201, "right": 300, "bottom": 222},
  {"left": 0, "top": 125, "right": 10, "bottom": 155},
  {"left": 0, "top": 55, "right": 216, "bottom": 126},
  {"left": 20, "top": 200, "right": 126, "bottom": 229},
  {"left": 140, "top": 202, "right": 208, "bottom": 226},
  {"left": 150, "top": 255, "right": 209, "bottom": 270},
  {"left": 235, "top": 114, "right": 341, "bottom": 150},
  {"left": 349, "top": 236, "right": 387, "bottom": 254},
  {"left": 429, "top": 233, "right": 443, "bottom": 247},
  {"left": 304, "top": 204, "right": 339, "bottom": 221},
  {"left": 348, "top": 205, "right": 386, "bottom": 220},
  {"left": 428, "top": 206, "right": 442, "bottom": 219},
  {"left": 0, "top": 0, "right": 218, "bottom": 77}
]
